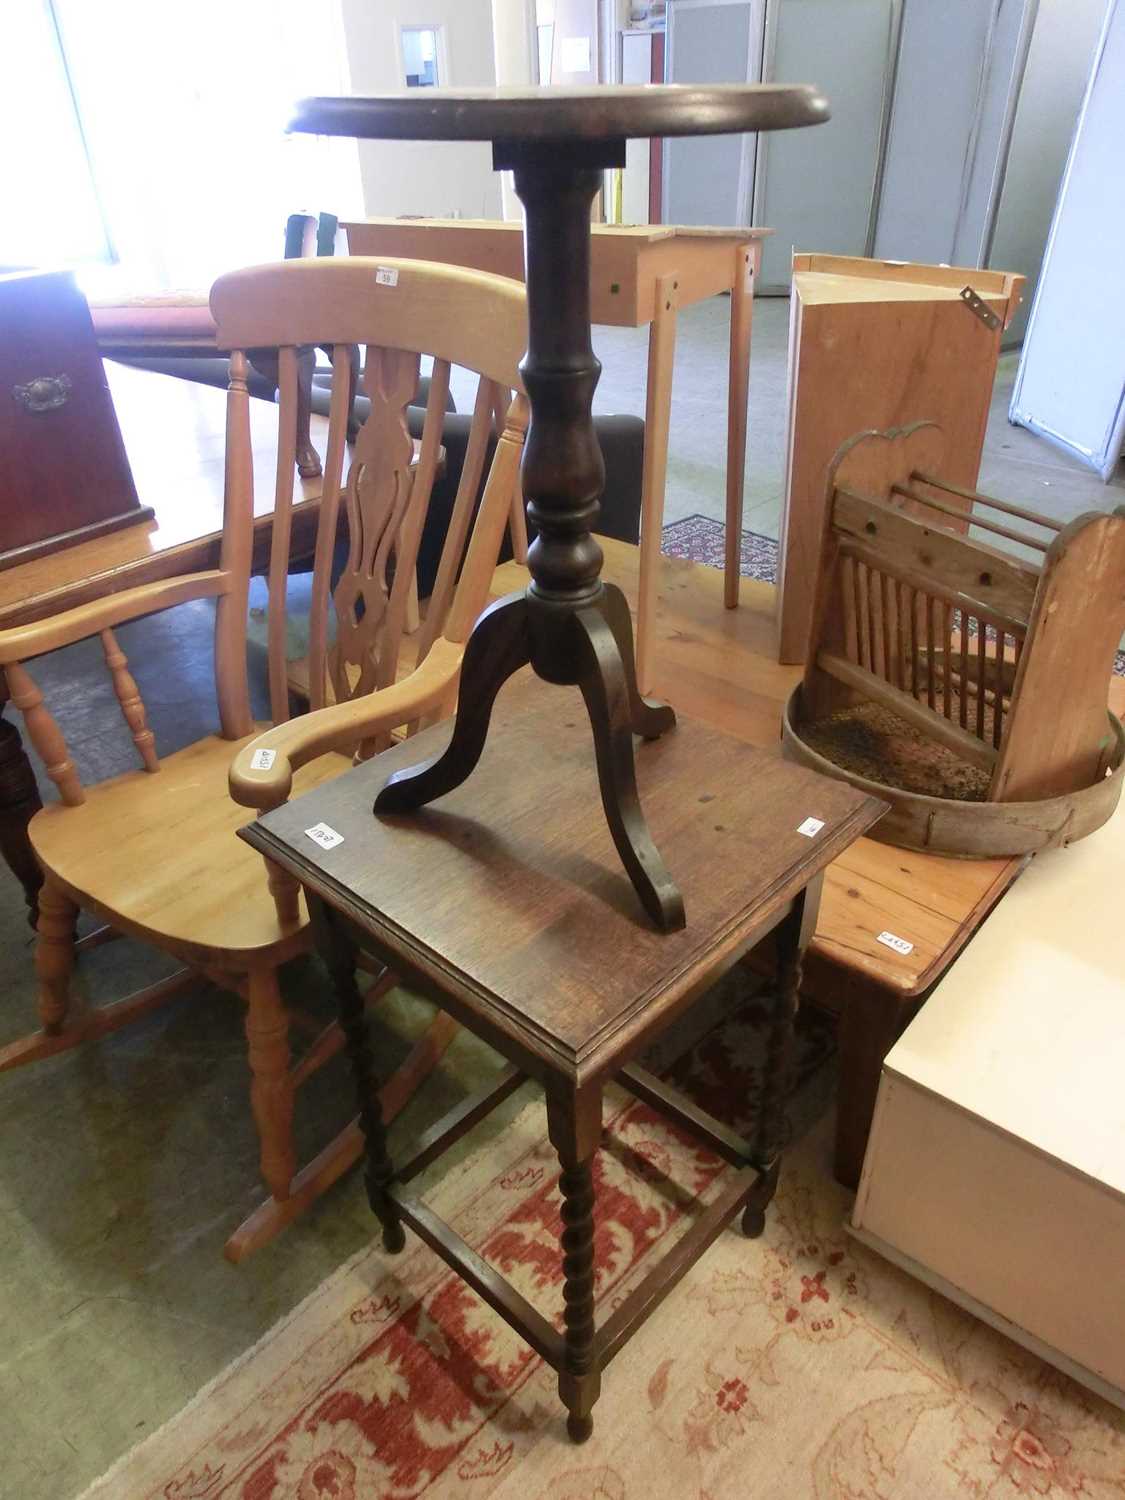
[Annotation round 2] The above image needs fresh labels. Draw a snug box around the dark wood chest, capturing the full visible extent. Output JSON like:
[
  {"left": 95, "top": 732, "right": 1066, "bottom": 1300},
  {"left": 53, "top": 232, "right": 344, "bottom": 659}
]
[{"left": 0, "top": 268, "right": 152, "bottom": 570}]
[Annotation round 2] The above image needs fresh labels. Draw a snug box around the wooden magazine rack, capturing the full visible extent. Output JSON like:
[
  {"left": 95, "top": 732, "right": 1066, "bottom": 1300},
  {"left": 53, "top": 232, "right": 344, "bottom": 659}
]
[{"left": 782, "top": 423, "right": 1125, "bottom": 856}]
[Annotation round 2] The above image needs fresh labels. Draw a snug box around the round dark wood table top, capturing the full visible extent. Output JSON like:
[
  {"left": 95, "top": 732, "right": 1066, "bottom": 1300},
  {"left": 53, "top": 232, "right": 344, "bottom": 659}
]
[{"left": 290, "top": 84, "right": 830, "bottom": 144}]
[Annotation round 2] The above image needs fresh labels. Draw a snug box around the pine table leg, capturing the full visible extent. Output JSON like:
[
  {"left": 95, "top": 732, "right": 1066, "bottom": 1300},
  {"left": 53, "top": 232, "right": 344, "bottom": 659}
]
[
  {"left": 724, "top": 241, "right": 756, "bottom": 610},
  {"left": 636, "top": 274, "right": 679, "bottom": 696}
]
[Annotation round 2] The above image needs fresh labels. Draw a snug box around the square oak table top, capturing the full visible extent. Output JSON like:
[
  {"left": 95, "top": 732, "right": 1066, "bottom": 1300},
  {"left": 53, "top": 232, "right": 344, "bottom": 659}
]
[{"left": 242, "top": 677, "right": 884, "bottom": 1085}]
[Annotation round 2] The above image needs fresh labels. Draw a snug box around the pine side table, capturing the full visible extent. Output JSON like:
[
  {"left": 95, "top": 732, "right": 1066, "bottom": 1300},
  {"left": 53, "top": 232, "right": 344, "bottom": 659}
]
[{"left": 241, "top": 686, "right": 884, "bottom": 1441}]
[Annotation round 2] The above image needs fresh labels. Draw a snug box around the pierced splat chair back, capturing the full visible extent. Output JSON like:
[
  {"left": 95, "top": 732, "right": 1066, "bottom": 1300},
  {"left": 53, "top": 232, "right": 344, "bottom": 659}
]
[
  {"left": 802, "top": 423, "right": 1125, "bottom": 802},
  {"left": 209, "top": 255, "right": 529, "bottom": 726}
]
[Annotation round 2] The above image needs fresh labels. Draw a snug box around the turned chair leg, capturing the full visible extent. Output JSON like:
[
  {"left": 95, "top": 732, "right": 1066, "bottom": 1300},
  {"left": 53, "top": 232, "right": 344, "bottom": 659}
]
[
  {"left": 245, "top": 968, "right": 297, "bottom": 1202},
  {"left": 35, "top": 878, "right": 79, "bottom": 1033},
  {"left": 264, "top": 856, "right": 302, "bottom": 927},
  {"left": 547, "top": 1083, "right": 603, "bottom": 1443}
]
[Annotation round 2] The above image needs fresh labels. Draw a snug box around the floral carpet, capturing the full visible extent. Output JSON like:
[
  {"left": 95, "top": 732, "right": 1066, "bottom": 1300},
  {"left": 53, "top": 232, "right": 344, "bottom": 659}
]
[{"left": 79, "top": 975, "right": 1124, "bottom": 1500}]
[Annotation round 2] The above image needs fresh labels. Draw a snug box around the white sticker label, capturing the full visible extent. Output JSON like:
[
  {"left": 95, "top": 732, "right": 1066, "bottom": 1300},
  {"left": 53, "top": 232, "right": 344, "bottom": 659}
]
[
  {"left": 305, "top": 822, "right": 344, "bottom": 851},
  {"left": 796, "top": 817, "right": 825, "bottom": 838},
  {"left": 250, "top": 747, "right": 276, "bottom": 770},
  {"left": 375, "top": 266, "right": 399, "bottom": 287},
  {"left": 877, "top": 930, "right": 915, "bottom": 956},
  {"left": 744, "top": 256, "right": 755, "bottom": 293}
]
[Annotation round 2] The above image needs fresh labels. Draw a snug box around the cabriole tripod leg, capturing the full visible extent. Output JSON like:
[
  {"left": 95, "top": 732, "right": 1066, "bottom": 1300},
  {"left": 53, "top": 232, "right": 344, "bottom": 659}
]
[
  {"left": 374, "top": 592, "right": 531, "bottom": 815},
  {"left": 575, "top": 605, "right": 685, "bottom": 932}
]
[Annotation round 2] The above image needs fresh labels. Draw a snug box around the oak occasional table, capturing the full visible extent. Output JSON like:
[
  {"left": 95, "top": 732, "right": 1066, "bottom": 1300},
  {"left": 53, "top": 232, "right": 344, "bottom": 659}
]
[
  {"left": 342, "top": 216, "right": 773, "bottom": 689},
  {"left": 292, "top": 86, "right": 829, "bottom": 932},
  {"left": 242, "top": 689, "right": 884, "bottom": 1441}
]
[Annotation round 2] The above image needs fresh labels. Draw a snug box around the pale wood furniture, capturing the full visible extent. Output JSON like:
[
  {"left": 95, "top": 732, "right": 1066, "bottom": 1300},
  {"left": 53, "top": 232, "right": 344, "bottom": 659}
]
[
  {"left": 852, "top": 798, "right": 1125, "bottom": 1410},
  {"left": 1, "top": 270, "right": 152, "bottom": 570},
  {"left": 242, "top": 687, "right": 885, "bottom": 1442},
  {"left": 0, "top": 256, "right": 530, "bottom": 1261},
  {"left": 311, "top": 87, "right": 825, "bottom": 931},
  {"left": 777, "top": 253, "right": 1025, "bottom": 665},
  {"left": 342, "top": 215, "right": 772, "bottom": 690},
  {"left": 783, "top": 423, "right": 1125, "bottom": 854},
  {"left": 0, "top": 360, "right": 333, "bottom": 928}
]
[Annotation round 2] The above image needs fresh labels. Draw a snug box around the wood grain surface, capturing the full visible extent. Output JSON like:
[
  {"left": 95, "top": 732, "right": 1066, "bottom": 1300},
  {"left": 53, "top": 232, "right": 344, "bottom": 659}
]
[{"left": 245, "top": 686, "right": 883, "bottom": 1080}]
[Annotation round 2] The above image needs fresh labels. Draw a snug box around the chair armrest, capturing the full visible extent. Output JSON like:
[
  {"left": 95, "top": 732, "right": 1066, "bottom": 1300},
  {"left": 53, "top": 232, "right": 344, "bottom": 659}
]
[
  {"left": 229, "top": 636, "right": 462, "bottom": 810},
  {"left": 0, "top": 573, "right": 227, "bottom": 666}
]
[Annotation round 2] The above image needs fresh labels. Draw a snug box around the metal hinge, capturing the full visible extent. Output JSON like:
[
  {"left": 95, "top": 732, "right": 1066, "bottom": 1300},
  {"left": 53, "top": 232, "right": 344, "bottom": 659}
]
[{"left": 960, "top": 286, "right": 1001, "bottom": 331}]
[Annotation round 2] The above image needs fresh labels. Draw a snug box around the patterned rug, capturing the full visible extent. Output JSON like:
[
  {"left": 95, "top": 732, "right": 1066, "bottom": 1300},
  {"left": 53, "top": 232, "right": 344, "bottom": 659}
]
[
  {"left": 662, "top": 514, "right": 1125, "bottom": 677},
  {"left": 661, "top": 514, "right": 780, "bottom": 583},
  {"left": 79, "top": 975, "right": 1124, "bottom": 1500}
]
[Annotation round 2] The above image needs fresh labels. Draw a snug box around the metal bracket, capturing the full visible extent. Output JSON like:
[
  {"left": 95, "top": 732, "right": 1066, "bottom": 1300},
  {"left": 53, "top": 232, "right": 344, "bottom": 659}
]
[
  {"left": 13, "top": 374, "right": 72, "bottom": 414},
  {"left": 960, "top": 286, "right": 1001, "bottom": 332}
]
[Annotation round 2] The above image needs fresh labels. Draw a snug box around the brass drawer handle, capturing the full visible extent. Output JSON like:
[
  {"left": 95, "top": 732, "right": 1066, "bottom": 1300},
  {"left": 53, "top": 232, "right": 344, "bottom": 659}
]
[{"left": 13, "top": 374, "right": 72, "bottom": 413}]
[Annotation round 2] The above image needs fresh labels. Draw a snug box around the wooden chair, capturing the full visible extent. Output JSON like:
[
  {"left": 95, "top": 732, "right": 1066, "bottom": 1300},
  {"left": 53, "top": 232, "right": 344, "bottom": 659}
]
[
  {"left": 788, "top": 423, "right": 1125, "bottom": 851},
  {"left": 0, "top": 255, "right": 529, "bottom": 1261}
]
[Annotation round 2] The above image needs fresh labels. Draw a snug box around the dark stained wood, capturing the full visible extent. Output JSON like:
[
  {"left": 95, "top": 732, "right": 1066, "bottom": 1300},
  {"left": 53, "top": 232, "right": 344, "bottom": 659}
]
[
  {"left": 366, "top": 138, "right": 686, "bottom": 928},
  {"left": 0, "top": 271, "right": 152, "bottom": 569},
  {"left": 618, "top": 1064, "right": 754, "bottom": 1167},
  {"left": 246, "top": 687, "right": 882, "bottom": 1441},
  {"left": 0, "top": 689, "right": 43, "bottom": 925},
  {"left": 597, "top": 1164, "right": 759, "bottom": 1368},
  {"left": 298, "top": 88, "right": 830, "bottom": 930},
  {"left": 389, "top": 1187, "right": 566, "bottom": 1368},
  {"left": 245, "top": 688, "right": 885, "bottom": 1084},
  {"left": 310, "top": 900, "right": 405, "bottom": 1253},
  {"left": 397, "top": 1064, "right": 526, "bottom": 1185},
  {"left": 291, "top": 84, "right": 830, "bottom": 144}
]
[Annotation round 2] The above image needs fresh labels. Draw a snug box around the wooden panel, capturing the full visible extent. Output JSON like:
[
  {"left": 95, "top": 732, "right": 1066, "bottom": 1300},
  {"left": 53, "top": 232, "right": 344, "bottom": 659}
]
[
  {"left": 342, "top": 218, "right": 766, "bottom": 328},
  {"left": 792, "top": 253, "right": 1023, "bottom": 315},
  {"left": 992, "top": 510, "right": 1125, "bottom": 800},
  {"left": 778, "top": 267, "right": 1020, "bottom": 663}
]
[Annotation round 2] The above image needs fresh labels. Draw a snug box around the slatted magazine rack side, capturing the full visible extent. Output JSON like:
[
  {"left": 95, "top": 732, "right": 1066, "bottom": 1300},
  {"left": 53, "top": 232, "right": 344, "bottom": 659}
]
[{"left": 800, "top": 423, "right": 1125, "bottom": 805}]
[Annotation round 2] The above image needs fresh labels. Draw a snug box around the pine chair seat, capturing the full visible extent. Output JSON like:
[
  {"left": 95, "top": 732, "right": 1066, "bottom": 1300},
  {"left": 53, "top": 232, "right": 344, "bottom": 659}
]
[{"left": 29, "top": 732, "right": 351, "bottom": 964}]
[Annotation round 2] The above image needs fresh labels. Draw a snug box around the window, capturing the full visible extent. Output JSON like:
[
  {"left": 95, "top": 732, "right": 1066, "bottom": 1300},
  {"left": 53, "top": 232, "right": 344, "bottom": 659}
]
[
  {"left": 0, "top": 1, "right": 112, "bottom": 269},
  {"left": 3, "top": 0, "right": 363, "bottom": 295},
  {"left": 402, "top": 26, "right": 441, "bottom": 88}
]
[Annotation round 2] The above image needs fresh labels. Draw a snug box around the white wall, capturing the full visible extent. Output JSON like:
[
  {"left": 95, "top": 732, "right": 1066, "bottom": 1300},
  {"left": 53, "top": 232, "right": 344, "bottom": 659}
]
[
  {"left": 339, "top": 0, "right": 502, "bottom": 219},
  {"left": 989, "top": 0, "right": 1108, "bottom": 343}
]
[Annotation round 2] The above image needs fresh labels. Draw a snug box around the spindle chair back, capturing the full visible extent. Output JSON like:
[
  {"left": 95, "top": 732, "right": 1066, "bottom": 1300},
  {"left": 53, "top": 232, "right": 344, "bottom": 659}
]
[
  {"left": 802, "top": 423, "right": 1125, "bottom": 803},
  {"left": 0, "top": 256, "right": 530, "bottom": 1260}
]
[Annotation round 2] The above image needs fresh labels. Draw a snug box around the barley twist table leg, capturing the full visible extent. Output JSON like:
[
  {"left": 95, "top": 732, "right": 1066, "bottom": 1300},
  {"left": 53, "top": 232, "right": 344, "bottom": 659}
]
[
  {"left": 547, "top": 1082, "right": 603, "bottom": 1442},
  {"left": 315, "top": 898, "right": 405, "bottom": 1253}
]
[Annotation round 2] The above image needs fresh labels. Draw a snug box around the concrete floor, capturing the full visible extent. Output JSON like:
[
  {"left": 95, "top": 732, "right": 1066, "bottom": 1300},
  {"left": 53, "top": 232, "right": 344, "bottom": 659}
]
[{"left": 3, "top": 295, "right": 1122, "bottom": 1500}]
